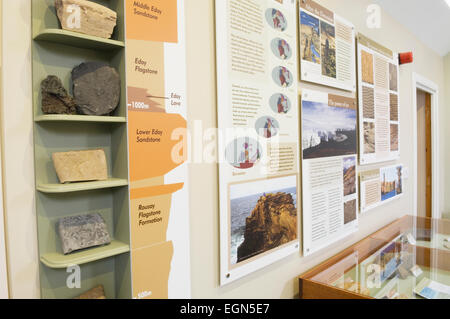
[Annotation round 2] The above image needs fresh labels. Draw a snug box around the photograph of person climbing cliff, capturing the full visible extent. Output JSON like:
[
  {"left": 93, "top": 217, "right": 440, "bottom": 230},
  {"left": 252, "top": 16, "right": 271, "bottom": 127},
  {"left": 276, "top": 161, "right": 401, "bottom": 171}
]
[
  {"left": 229, "top": 175, "right": 298, "bottom": 266},
  {"left": 320, "top": 20, "right": 336, "bottom": 78}
]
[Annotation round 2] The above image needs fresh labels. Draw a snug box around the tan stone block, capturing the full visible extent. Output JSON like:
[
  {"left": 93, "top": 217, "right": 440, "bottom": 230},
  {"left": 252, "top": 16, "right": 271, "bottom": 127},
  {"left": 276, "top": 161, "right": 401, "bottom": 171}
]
[
  {"left": 74, "top": 285, "right": 106, "bottom": 299},
  {"left": 55, "top": 0, "right": 117, "bottom": 39},
  {"left": 52, "top": 149, "right": 108, "bottom": 183}
]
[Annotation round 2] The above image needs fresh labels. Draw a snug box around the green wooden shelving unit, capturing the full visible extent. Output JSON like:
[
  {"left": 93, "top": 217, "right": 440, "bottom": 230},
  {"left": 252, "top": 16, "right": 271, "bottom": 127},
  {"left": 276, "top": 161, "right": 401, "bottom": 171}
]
[{"left": 32, "top": 0, "right": 132, "bottom": 299}]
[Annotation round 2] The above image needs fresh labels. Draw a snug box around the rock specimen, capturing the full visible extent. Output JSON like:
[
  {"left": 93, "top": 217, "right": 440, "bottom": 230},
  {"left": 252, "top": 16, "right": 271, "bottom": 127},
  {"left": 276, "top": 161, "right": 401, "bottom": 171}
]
[
  {"left": 52, "top": 149, "right": 108, "bottom": 184},
  {"left": 72, "top": 62, "right": 120, "bottom": 116},
  {"left": 55, "top": 0, "right": 117, "bottom": 39},
  {"left": 237, "top": 192, "right": 297, "bottom": 263},
  {"left": 58, "top": 213, "right": 111, "bottom": 255},
  {"left": 41, "top": 75, "right": 77, "bottom": 115},
  {"left": 74, "top": 285, "right": 106, "bottom": 299}
]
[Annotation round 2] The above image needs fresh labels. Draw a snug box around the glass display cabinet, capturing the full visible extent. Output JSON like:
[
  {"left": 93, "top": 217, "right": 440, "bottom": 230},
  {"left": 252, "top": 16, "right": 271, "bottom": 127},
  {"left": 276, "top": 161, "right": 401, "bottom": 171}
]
[{"left": 298, "top": 215, "right": 450, "bottom": 299}]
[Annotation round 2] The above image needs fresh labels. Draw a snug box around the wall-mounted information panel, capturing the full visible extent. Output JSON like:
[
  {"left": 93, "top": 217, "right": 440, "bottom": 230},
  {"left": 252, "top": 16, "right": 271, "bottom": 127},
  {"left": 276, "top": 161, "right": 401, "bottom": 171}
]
[
  {"left": 301, "top": 89, "right": 358, "bottom": 256},
  {"left": 216, "top": 0, "right": 300, "bottom": 285},
  {"left": 299, "top": 0, "right": 356, "bottom": 91},
  {"left": 360, "top": 164, "right": 404, "bottom": 214},
  {"left": 357, "top": 34, "right": 400, "bottom": 165}
]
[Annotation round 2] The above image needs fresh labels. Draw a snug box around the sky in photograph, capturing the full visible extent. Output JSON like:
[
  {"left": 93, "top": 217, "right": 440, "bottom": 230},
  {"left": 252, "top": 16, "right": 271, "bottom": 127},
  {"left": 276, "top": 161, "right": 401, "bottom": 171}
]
[
  {"left": 343, "top": 156, "right": 356, "bottom": 170},
  {"left": 302, "top": 100, "right": 356, "bottom": 133},
  {"left": 381, "top": 166, "right": 399, "bottom": 183},
  {"left": 229, "top": 175, "right": 296, "bottom": 200},
  {"left": 300, "top": 11, "right": 319, "bottom": 33}
]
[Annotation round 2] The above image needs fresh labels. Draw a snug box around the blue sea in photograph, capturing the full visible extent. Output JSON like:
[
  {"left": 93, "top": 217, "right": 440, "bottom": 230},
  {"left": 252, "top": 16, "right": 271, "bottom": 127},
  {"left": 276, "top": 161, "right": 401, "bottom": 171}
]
[
  {"left": 381, "top": 190, "right": 396, "bottom": 201},
  {"left": 230, "top": 187, "right": 297, "bottom": 265},
  {"left": 311, "top": 43, "right": 320, "bottom": 63}
]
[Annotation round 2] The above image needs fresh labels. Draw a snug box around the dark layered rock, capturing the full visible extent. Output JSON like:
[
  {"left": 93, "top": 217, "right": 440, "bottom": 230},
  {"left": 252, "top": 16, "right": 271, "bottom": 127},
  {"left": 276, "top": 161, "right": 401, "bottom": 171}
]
[
  {"left": 72, "top": 62, "right": 120, "bottom": 116},
  {"left": 237, "top": 192, "right": 297, "bottom": 263},
  {"left": 58, "top": 213, "right": 111, "bottom": 255},
  {"left": 41, "top": 75, "right": 77, "bottom": 114}
]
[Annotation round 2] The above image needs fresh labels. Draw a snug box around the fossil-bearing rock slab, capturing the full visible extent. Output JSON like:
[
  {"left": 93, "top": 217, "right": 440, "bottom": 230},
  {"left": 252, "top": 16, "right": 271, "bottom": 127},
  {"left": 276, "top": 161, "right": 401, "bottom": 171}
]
[
  {"left": 74, "top": 285, "right": 106, "bottom": 299},
  {"left": 41, "top": 75, "right": 77, "bottom": 115},
  {"left": 55, "top": 0, "right": 117, "bottom": 39},
  {"left": 58, "top": 213, "right": 111, "bottom": 255},
  {"left": 72, "top": 62, "right": 120, "bottom": 116},
  {"left": 52, "top": 149, "right": 108, "bottom": 184}
]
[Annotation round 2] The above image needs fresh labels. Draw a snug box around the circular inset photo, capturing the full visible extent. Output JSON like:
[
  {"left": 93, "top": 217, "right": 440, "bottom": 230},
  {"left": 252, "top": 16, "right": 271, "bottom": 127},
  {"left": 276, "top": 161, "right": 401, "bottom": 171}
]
[
  {"left": 269, "top": 93, "right": 292, "bottom": 114},
  {"left": 272, "top": 66, "right": 293, "bottom": 88},
  {"left": 270, "top": 38, "right": 292, "bottom": 60},
  {"left": 225, "top": 137, "right": 262, "bottom": 170},
  {"left": 255, "top": 116, "right": 279, "bottom": 139},
  {"left": 265, "top": 8, "right": 287, "bottom": 32}
]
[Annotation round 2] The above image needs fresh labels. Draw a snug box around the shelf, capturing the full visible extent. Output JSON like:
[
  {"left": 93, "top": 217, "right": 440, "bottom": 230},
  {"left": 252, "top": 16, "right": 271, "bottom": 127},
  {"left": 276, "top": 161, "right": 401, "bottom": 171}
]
[
  {"left": 35, "top": 114, "right": 127, "bottom": 123},
  {"left": 40, "top": 240, "right": 130, "bottom": 269},
  {"left": 37, "top": 178, "right": 128, "bottom": 194},
  {"left": 33, "top": 29, "right": 125, "bottom": 51}
]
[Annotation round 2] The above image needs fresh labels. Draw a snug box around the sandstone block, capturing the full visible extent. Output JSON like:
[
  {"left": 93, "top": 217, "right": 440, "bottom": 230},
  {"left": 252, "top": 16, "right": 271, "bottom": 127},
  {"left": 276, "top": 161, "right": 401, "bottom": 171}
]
[
  {"left": 74, "top": 285, "right": 106, "bottom": 299},
  {"left": 52, "top": 149, "right": 108, "bottom": 184},
  {"left": 41, "top": 75, "right": 77, "bottom": 115},
  {"left": 72, "top": 62, "right": 121, "bottom": 116},
  {"left": 58, "top": 213, "right": 111, "bottom": 255},
  {"left": 55, "top": 0, "right": 117, "bottom": 39}
]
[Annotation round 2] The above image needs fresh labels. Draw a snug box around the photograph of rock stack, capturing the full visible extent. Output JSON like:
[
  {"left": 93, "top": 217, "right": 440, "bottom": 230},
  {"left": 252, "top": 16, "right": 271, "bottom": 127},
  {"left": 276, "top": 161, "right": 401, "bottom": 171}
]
[{"left": 229, "top": 176, "right": 297, "bottom": 265}]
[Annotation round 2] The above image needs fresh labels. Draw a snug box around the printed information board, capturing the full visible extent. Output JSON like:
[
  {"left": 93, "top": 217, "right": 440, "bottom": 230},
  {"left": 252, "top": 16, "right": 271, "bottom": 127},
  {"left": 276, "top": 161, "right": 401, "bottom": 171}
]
[
  {"left": 299, "top": 0, "right": 356, "bottom": 91},
  {"left": 360, "top": 164, "right": 404, "bottom": 213},
  {"left": 301, "top": 89, "right": 358, "bottom": 256},
  {"left": 216, "top": 0, "right": 300, "bottom": 285},
  {"left": 357, "top": 34, "right": 400, "bottom": 165}
]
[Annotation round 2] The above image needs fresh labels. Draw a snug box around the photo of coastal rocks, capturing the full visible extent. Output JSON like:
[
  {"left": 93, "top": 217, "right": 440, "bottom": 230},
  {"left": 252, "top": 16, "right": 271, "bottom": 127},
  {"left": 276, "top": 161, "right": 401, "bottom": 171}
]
[
  {"left": 320, "top": 20, "right": 336, "bottom": 78},
  {"left": 229, "top": 176, "right": 297, "bottom": 265},
  {"left": 390, "top": 124, "right": 399, "bottom": 151},
  {"left": 363, "top": 121, "right": 375, "bottom": 154},
  {"left": 300, "top": 11, "right": 320, "bottom": 64},
  {"left": 344, "top": 199, "right": 357, "bottom": 224},
  {"left": 343, "top": 156, "right": 356, "bottom": 196},
  {"left": 361, "top": 50, "right": 374, "bottom": 84}
]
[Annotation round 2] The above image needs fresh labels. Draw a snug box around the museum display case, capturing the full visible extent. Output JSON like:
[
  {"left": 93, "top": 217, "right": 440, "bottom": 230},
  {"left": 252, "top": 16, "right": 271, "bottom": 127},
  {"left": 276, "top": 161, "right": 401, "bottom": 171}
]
[{"left": 298, "top": 215, "right": 450, "bottom": 299}]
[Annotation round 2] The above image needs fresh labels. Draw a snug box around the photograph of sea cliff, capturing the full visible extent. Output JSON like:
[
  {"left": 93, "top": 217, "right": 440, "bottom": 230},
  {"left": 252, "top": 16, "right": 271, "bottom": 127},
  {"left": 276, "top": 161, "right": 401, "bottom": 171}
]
[
  {"left": 302, "top": 100, "right": 357, "bottom": 160},
  {"left": 300, "top": 11, "right": 320, "bottom": 64},
  {"left": 343, "top": 156, "right": 356, "bottom": 196},
  {"left": 229, "top": 176, "right": 297, "bottom": 265}
]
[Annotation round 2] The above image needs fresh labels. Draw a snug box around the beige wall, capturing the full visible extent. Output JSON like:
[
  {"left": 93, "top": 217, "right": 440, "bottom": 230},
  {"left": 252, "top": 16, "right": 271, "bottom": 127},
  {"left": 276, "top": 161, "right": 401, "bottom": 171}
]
[
  {"left": 416, "top": 89, "right": 426, "bottom": 218},
  {"left": 0, "top": 0, "right": 447, "bottom": 298},
  {"left": 0, "top": 0, "right": 10, "bottom": 299}
]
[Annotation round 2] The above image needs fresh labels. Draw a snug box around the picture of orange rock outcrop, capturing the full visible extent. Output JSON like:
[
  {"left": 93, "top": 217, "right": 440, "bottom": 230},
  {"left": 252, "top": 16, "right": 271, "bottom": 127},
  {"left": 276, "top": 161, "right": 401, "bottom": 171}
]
[{"left": 237, "top": 192, "right": 297, "bottom": 263}]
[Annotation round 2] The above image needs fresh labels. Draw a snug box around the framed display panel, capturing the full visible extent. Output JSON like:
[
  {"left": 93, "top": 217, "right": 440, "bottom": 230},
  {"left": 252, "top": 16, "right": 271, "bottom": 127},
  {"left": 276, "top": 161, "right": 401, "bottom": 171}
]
[
  {"left": 32, "top": 0, "right": 132, "bottom": 299},
  {"left": 299, "top": 0, "right": 356, "bottom": 92},
  {"left": 360, "top": 164, "right": 404, "bottom": 214},
  {"left": 216, "top": 0, "right": 300, "bottom": 285},
  {"left": 357, "top": 34, "right": 400, "bottom": 165},
  {"left": 301, "top": 89, "right": 359, "bottom": 256}
]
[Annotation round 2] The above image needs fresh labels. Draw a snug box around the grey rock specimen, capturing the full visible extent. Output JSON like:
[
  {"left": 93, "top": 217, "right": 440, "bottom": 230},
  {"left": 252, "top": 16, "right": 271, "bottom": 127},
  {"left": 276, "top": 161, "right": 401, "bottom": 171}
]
[
  {"left": 72, "top": 62, "right": 120, "bottom": 116},
  {"left": 58, "top": 213, "right": 111, "bottom": 255},
  {"left": 55, "top": 0, "right": 117, "bottom": 39},
  {"left": 52, "top": 149, "right": 108, "bottom": 184},
  {"left": 41, "top": 75, "right": 77, "bottom": 114}
]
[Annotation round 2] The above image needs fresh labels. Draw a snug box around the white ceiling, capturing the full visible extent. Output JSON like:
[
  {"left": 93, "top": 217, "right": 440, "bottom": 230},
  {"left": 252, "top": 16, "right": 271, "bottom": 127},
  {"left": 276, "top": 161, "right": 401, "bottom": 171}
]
[{"left": 375, "top": 0, "right": 450, "bottom": 56}]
